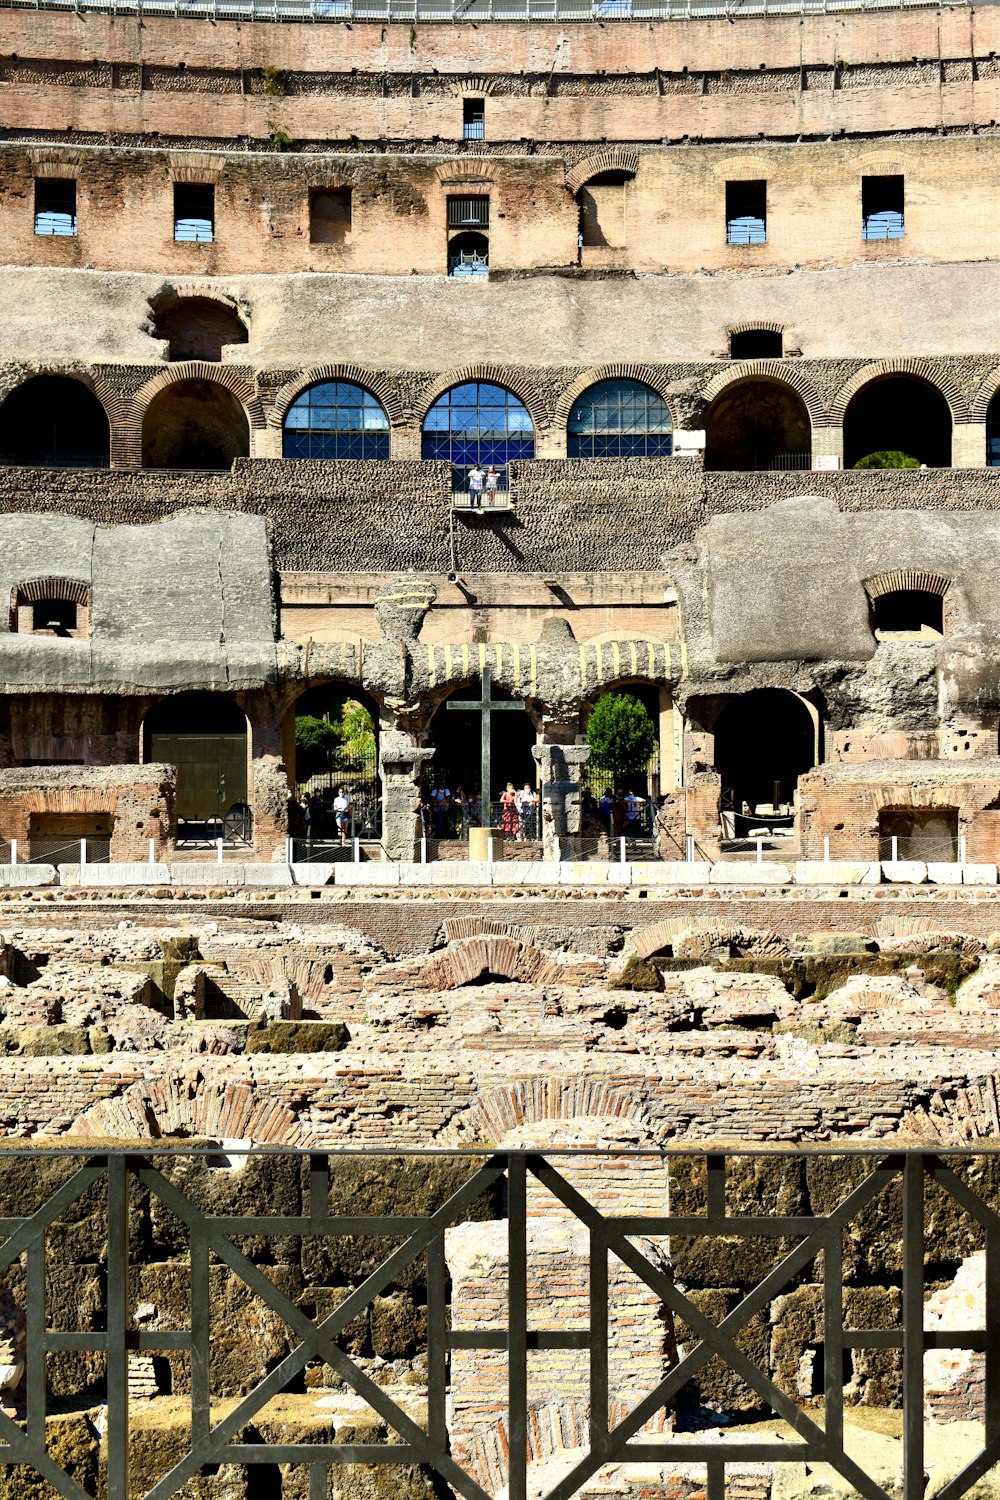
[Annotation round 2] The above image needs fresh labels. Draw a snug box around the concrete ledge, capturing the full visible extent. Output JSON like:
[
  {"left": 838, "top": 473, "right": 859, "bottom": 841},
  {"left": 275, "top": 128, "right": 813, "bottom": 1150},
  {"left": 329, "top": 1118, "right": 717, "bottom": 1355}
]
[
  {"left": 242, "top": 863, "right": 294, "bottom": 887},
  {"left": 290, "top": 863, "right": 338, "bottom": 887},
  {"left": 170, "top": 863, "right": 245, "bottom": 886},
  {"left": 710, "top": 862, "right": 792, "bottom": 885},
  {"left": 927, "top": 862, "right": 964, "bottom": 885},
  {"left": 964, "top": 864, "right": 999, "bottom": 885},
  {"left": 60, "top": 863, "right": 172, "bottom": 887},
  {"left": 491, "top": 863, "right": 561, "bottom": 885},
  {"left": 334, "top": 863, "right": 401, "bottom": 885},
  {"left": 0, "top": 864, "right": 57, "bottom": 886},
  {"left": 795, "top": 862, "right": 881, "bottom": 885},
  {"left": 559, "top": 863, "right": 633, "bottom": 885},
  {"left": 630, "top": 861, "right": 712, "bottom": 884},
  {"left": 881, "top": 861, "right": 928, "bottom": 884}
]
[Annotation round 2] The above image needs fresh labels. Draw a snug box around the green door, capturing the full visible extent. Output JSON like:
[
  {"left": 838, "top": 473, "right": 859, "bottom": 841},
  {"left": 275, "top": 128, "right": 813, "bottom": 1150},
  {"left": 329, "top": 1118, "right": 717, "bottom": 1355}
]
[{"left": 148, "top": 733, "right": 248, "bottom": 821}]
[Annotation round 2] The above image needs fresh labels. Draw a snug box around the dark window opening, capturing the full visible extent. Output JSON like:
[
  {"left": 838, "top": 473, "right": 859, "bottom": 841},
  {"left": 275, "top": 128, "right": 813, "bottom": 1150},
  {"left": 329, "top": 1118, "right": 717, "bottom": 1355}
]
[
  {"left": 32, "top": 599, "right": 77, "bottom": 635},
  {"left": 726, "top": 180, "right": 766, "bottom": 245},
  {"left": 174, "top": 183, "right": 215, "bottom": 244},
  {"left": 448, "top": 230, "right": 489, "bottom": 278},
  {"left": 0, "top": 375, "right": 110, "bottom": 469},
  {"left": 871, "top": 589, "right": 944, "bottom": 638},
  {"left": 310, "top": 188, "right": 352, "bottom": 244},
  {"left": 463, "top": 97, "right": 485, "bottom": 140},
  {"left": 577, "top": 170, "right": 631, "bottom": 250},
  {"left": 986, "top": 392, "right": 1000, "bottom": 467},
  {"left": 141, "top": 378, "right": 249, "bottom": 471},
  {"left": 704, "top": 378, "right": 810, "bottom": 472},
  {"left": 879, "top": 806, "right": 958, "bottom": 861},
  {"left": 862, "top": 175, "right": 904, "bottom": 241},
  {"left": 843, "top": 375, "right": 951, "bottom": 468},
  {"left": 152, "top": 297, "right": 248, "bottom": 363},
  {"left": 730, "top": 328, "right": 782, "bottom": 359},
  {"left": 447, "top": 196, "right": 490, "bottom": 230},
  {"left": 34, "top": 178, "right": 76, "bottom": 237}
]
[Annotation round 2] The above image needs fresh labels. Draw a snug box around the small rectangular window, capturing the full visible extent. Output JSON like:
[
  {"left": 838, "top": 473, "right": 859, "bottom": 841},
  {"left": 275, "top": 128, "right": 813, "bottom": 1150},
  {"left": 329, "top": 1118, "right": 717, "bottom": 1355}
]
[
  {"left": 463, "top": 97, "right": 485, "bottom": 140},
  {"left": 174, "top": 183, "right": 215, "bottom": 244},
  {"left": 862, "top": 175, "right": 904, "bottom": 241},
  {"left": 34, "top": 178, "right": 76, "bottom": 237},
  {"left": 726, "top": 180, "right": 766, "bottom": 246},
  {"left": 447, "top": 195, "right": 490, "bottom": 229},
  {"left": 310, "top": 187, "right": 352, "bottom": 244}
]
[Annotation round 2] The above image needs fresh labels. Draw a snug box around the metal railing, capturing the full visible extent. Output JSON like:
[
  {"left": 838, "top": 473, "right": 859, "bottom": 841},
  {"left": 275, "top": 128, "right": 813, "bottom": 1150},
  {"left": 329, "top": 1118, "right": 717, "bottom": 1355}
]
[
  {"left": 26, "top": 837, "right": 111, "bottom": 866},
  {"left": 0, "top": 0, "right": 957, "bottom": 20},
  {"left": 0, "top": 1145, "right": 998, "bottom": 1500}
]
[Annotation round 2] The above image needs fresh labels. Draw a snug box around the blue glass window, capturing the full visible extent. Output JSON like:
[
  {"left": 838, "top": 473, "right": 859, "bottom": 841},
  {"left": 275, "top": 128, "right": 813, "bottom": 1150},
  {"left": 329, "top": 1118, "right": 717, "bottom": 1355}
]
[
  {"left": 283, "top": 381, "right": 390, "bottom": 460},
  {"left": 421, "top": 382, "right": 535, "bottom": 479},
  {"left": 568, "top": 379, "right": 673, "bottom": 459}
]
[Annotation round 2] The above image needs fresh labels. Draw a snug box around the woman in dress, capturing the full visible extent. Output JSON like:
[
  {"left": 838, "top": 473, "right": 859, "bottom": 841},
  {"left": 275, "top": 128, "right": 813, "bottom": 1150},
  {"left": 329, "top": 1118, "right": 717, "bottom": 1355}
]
[{"left": 499, "top": 780, "right": 519, "bottom": 837}]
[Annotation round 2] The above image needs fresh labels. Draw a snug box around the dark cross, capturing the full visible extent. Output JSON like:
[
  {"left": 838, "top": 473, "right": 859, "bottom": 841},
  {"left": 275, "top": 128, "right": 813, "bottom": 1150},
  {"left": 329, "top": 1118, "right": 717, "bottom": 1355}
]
[{"left": 446, "top": 666, "right": 523, "bottom": 815}]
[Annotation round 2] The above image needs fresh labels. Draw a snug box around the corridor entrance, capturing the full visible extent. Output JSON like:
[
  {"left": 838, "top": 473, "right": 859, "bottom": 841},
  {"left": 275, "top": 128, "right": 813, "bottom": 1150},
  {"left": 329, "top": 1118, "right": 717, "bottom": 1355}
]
[
  {"left": 429, "top": 673, "right": 536, "bottom": 823},
  {"left": 143, "top": 692, "right": 249, "bottom": 841}
]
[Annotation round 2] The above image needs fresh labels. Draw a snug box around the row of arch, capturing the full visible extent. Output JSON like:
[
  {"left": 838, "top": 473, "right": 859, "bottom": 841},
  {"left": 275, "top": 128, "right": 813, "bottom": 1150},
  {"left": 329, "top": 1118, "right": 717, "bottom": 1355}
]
[{"left": 3, "top": 366, "right": 997, "bottom": 472}]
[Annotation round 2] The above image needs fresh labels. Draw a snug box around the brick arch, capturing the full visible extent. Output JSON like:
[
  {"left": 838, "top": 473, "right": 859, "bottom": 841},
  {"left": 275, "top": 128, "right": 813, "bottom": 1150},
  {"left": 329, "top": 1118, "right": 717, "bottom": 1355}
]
[
  {"left": 268, "top": 364, "right": 405, "bottom": 430},
  {"left": 865, "top": 569, "right": 952, "bottom": 600},
  {"left": 698, "top": 361, "right": 824, "bottom": 426},
  {"left": 474, "top": 1079, "right": 646, "bottom": 1137},
  {"left": 725, "top": 319, "right": 786, "bottom": 337},
  {"left": 566, "top": 147, "right": 640, "bottom": 195},
  {"left": 970, "top": 367, "right": 1000, "bottom": 422},
  {"left": 553, "top": 364, "right": 675, "bottom": 430},
  {"left": 134, "top": 363, "right": 264, "bottom": 427},
  {"left": 71, "top": 1074, "right": 314, "bottom": 1145},
  {"left": 418, "top": 366, "right": 547, "bottom": 434},
  {"left": 435, "top": 160, "right": 495, "bottom": 187},
  {"left": 447, "top": 76, "right": 498, "bottom": 96},
  {"left": 0, "top": 365, "right": 126, "bottom": 432},
  {"left": 830, "top": 361, "right": 968, "bottom": 425},
  {"left": 421, "top": 936, "right": 561, "bottom": 990}
]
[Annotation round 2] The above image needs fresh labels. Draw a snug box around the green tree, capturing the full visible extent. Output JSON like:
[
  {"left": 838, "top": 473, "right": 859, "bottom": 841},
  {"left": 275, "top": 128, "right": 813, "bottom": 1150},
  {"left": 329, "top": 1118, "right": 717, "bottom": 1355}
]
[
  {"left": 586, "top": 692, "right": 657, "bottom": 790},
  {"left": 295, "top": 714, "right": 341, "bottom": 783},
  {"left": 336, "top": 698, "right": 377, "bottom": 759},
  {"left": 853, "top": 450, "right": 920, "bottom": 469}
]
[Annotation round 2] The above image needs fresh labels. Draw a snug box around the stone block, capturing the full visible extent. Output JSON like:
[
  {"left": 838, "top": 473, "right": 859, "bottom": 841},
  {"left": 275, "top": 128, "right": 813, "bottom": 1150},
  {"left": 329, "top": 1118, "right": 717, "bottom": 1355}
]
[
  {"left": 0, "top": 864, "right": 56, "bottom": 886},
  {"left": 629, "top": 861, "right": 711, "bottom": 884},
  {"left": 927, "top": 862, "right": 964, "bottom": 885},
  {"left": 430, "top": 862, "right": 491, "bottom": 886},
  {"left": 709, "top": 862, "right": 791, "bottom": 885},
  {"left": 491, "top": 863, "right": 561, "bottom": 885},
  {"left": 964, "top": 864, "right": 999, "bottom": 885},
  {"left": 290, "top": 863, "right": 337, "bottom": 886},
  {"left": 59, "top": 863, "right": 172, "bottom": 886},
  {"left": 242, "top": 863, "right": 294, "bottom": 887},
  {"left": 333, "top": 863, "right": 400, "bottom": 886},
  {"left": 880, "top": 861, "right": 928, "bottom": 884},
  {"left": 171, "top": 863, "right": 245, "bottom": 886},
  {"left": 559, "top": 862, "right": 632, "bottom": 884},
  {"left": 794, "top": 862, "right": 881, "bottom": 885}
]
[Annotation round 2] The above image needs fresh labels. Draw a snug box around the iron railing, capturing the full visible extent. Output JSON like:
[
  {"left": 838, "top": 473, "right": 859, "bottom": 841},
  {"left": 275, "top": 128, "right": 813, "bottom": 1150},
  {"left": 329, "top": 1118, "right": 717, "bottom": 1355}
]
[
  {"left": 0, "top": 1146, "right": 999, "bottom": 1499},
  {"left": 0, "top": 0, "right": 958, "bottom": 20}
]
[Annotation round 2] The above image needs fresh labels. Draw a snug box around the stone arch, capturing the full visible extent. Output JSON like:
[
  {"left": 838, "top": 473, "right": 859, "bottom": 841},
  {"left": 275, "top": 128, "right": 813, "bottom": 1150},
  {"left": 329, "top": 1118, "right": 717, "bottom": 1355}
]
[
  {"left": 10, "top": 576, "right": 92, "bottom": 636},
  {"left": 417, "top": 366, "right": 547, "bottom": 435},
  {"left": 698, "top": 361, "right": 825, "bottom": 427},
  {"left": 553, "top": 363, "right": 675, "bottom": 430},
  {"left": 829, "top": 361, "right": 969, "bottom": 426},
  {"left": 0, "top": 370, "right": 120, "bottom": 470},
  {"left": 127, "top": 363, "right": 263, "bottom": 469},
  {"left": 970, "top": 366, "right": 1000, "bottom": 423},
  {"left": 71, "top": 1075, "right": 313, "bottom": 1144},
  {"left": 269, "top": 364, "right": 405, "bottom": 430},
  {"left": 420, "top": 936, "right": 560, "bottom": 989},
  {"left": 447, "top": 76, "right": 498, "bottom": 96},
  {"left": 148, "top": 286, "right": 249, "bottom": 364},
  {"left": 566, "top": 148, "right": 640, "bottom": 195},
  {"left": 435, "top": 160, "right": 495, "bottom": 188},
  {"left": 864, "top": 570, "right": 952, "bottom": 601},
  {"left": 473, "top": 1079, "right": 646, "bottom": 1138}
]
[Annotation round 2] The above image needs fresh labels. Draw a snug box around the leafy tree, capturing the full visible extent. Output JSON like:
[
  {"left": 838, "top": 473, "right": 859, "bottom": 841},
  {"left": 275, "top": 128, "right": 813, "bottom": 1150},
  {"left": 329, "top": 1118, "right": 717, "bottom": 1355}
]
[
  {"left": 853, "top": 450, "right": 920, "bottom": 469},
  {"left": 336, "top": 698, "right": 377, "bottom": 760},
  {"left": 586, "top": 692, "right": 657, "bottom": 790},
  {"left": 295, "top": 714, "right": 341, "bottom": 782}
]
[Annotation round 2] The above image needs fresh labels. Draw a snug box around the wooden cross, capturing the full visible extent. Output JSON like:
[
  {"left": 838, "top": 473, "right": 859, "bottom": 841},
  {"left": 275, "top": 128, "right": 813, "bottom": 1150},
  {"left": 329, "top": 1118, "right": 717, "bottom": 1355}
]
[{"left": 446, "top": 666, "right": 523, "bottom": 811}]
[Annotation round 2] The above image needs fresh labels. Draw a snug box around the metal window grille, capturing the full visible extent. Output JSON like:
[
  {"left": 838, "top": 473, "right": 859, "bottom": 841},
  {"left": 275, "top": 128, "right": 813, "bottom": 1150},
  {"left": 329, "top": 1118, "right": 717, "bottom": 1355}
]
[
  {"left": 863, "top": 209, "right": 905, "bottom": 240},
  {"left": 726, "top": 180, "right": 766, "bottom": 245},
  {"left": 282, "top": 380, "right": 391, "bottom": 460},
  {"left": 34, "top": 179, "right": 76, "bottom": 237},
  {"left": 448, "top": 248, "right": 490, "bottom": 277},
  {"left": 447, "top": 196, "right": 490, "bottom": 228},
  {"left": 568, "top": 378, "right": 674, "bottom": 458},
  {"left": 422, "top": 380, "right": 534, "bottom": 469},
  {"left": 463, "top": 99, "right": 485, "bottom": 139}
]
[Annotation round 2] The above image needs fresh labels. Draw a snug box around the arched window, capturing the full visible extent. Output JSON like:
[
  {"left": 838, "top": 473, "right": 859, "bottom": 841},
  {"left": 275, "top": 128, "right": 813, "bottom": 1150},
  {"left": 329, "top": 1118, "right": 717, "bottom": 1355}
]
[
  {"left": 421, "top": 382, "right": 534, "bottom": 479},
  {"left": 152, "top": 297, "right": 248, "bottom": 363},
  {"left": 0, "top": 376, "right": 110, "bottom": 469},
  {"left": 283, "top": 381, "right": 390, "bottom": 461},
  {"left": 865, "top": 570, "right": 950, "bottom": 640},
  {"left": 843, "top": 376, "right": 952, "bottom": 469},
  {"left": 704, "top": 378, "right": 810, "bottom": 472},
  {"left": 141, "top": 380, "right": 249, "bottom": 471},
  {"left": 568, "top": 379, "right": 673, "bottom": 459},
  {"left": 986, "top": 391, "right": 1000, "bottom": 467}
]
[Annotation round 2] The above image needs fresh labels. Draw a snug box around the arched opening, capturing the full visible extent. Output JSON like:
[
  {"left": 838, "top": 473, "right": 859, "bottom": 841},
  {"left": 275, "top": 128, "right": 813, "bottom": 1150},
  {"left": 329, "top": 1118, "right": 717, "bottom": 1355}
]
[
  {"left": 283, "top": 381, "right": 390, "bottom": 461},
  {"left": 143, "top": 692, "right": 249, "bottom": 843},
  {"left": 422, "top": 381, "right": 534, "bottom": 495},
  {"left": 576, "top": 170, "right": 632, "bottom": 249},
  {"left": 843, "top": 376, "right": 952, "bottom": 469},
  {"left": 729, "top": 328, "right": 782, "bottom": 360},
  {"left": 583, "top": 683, "right": 663, "bottom": 838},
  {"left": 0, "top": 376, "right": 110, "bottom": 469},
  {"left": 713, "top": 689, "right": 816, "bottom": 830},
  {"left": 986, "top": 391, "right": 1000, "bottom": 467},
  {"left": 427, "top": 683, "right": 537, "bottom": 834},
  {"left": 448, "top": 231, "right": 489, "bottom": 278},
  {"left": 871, "top": 590, "right": 944, "bottom": 640},
  {"left": 141, "top": 380, "right": 249, "bottom": 471},
  {"left": 567, "top": 380, "right": 672, "bottom": 459},
  {"left": 703, "top": 378, "right": 811, "bottom": 472},
  {"left": 290, "top": 684, "right": 381, "bottom": 840},
  {"left": 152, "top": 297, "right": 248, "bottom": 363}
]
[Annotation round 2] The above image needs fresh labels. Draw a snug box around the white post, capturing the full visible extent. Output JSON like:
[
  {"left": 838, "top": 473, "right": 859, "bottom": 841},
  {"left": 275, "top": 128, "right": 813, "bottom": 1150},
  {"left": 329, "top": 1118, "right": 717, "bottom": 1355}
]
[
  {"left": 553, "top": 835, "right": 560, "bottom": 864},
  {"left": 216, "top": 837, "right": 224, "bottom": 865},
  {"left": 685, "top": 833, "right": 694, "bottom": 863},
  {"left": 285, "top": 835, "right": 292, "bottom": 865},
  {"left": 149, "top": 838, "right": 155, "bottom": 866},
  {"left": 959, "top": 834, "right": 967, "bottom": 866},
  {"left": 80, "top": 838, "right": 87, "bottom": 866},
  {"left": 823, "top": 835, "right": 830, "bottom": 862},
  {"left": 488, "top": 836, "right": 495, "bottom": 863},
  {"left": 353, "top": 836, "right": 360, "bottom": 863},
  {"left": 891, "top": 836, "right": 898, "bottom": 862},
  {"left": 9, "top": 840, "right": 15, "bottom": 867},
  {"left": 756, "top": 838, "right": 763, "bottom": 865},
  {"left": 619, "top": 836, "right": 626, "bottom": 864},
  {"left": 420, "top": 836, "right": 427, "bottom": 864}
]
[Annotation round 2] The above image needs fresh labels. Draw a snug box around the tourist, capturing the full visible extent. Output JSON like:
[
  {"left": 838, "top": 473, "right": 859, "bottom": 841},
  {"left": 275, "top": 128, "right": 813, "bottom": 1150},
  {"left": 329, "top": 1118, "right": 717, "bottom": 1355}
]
[
  {"left": 452, "top": 784, "right": 467, "bottom": 835},
  {"left": 332, "top": 785, "right": 351, "bottom": 846},
  {"left": 419, "top": 787, "right": 433, "bottom": 839},
  {"left": 484, "top": 466, "right": 499, "bottom": 504},
  {"left": 299, "top": 793, "right": 312, "bottom": 841},
  {"left": 624, "top": 789, "right": 643, "bottom": 832},
  {"left": 431, "top": 784, "right": 451, "bottom": 837},
  {"left": 499, "top": 780, "right": 519, "bottom": 837},
  {"left": 467, "top": 463, "right": 486, "bottom": 506},
  {"left": 598, "top": 787, "right": 613, "bottom": 828},
  {"left": 612, "top": 789, "right": 627, "bottom": 838},
  {"left": 515, "top": 782, "right": 537, "bottom": 840}
]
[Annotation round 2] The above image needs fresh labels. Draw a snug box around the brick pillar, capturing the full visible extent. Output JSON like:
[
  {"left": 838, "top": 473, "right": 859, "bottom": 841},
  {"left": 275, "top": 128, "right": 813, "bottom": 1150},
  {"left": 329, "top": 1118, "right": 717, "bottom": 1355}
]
[{"left": 531, "top": 742, "right": 589, "bottom": 861}]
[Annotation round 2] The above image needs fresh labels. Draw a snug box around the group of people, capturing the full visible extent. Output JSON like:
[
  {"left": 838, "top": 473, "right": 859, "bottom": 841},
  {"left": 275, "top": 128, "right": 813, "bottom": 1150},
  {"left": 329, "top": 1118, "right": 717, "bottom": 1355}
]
[
  {"left": 420, "top": 781, "right": 539, "bottom": 840},
  {"left": 296, "top": 786, "right": 353, "bottom": 845},
  {"left": 582, "top": 787, "right": 649, "bottom": 837},
  {"left": 466, "top": 464, "right": 501, "bottom": 506}
]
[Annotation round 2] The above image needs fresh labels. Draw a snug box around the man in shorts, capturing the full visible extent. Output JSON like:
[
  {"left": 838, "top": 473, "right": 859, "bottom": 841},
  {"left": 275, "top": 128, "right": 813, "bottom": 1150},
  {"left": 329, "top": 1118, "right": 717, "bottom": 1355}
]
[{"left": 333, "top": 786, "right": 351, "bottom": 846}]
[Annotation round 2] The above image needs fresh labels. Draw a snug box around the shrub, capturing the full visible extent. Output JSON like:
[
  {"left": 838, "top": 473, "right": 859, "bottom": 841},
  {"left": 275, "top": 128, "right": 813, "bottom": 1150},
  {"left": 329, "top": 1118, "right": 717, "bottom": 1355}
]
[{"left": 853, "top": 451, "right": 920, "bottom": 469}]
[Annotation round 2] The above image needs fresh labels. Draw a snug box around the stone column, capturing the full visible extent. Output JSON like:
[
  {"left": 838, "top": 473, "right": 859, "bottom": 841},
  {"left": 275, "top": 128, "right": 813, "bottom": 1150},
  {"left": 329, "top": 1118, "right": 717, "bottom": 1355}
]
[
  {"left": 531, "top": 742, "right": 589, "bottom": 861},
  {"left": 380, "top": 734, "right": 434, "bottom": 862}
]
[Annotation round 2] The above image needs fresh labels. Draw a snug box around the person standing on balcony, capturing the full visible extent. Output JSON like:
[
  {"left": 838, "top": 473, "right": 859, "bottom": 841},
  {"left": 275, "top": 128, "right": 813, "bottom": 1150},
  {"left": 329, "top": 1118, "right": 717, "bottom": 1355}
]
[
  {"left": 468, "top": 464, "right": 485, "bottom": 506},
  {"left": 484, "top": 466, "right": 499, "bottom": 504}
]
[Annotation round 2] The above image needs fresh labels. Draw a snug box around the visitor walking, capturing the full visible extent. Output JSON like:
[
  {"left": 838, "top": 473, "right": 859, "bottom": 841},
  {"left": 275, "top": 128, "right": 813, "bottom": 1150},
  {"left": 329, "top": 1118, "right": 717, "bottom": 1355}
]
[
  {"left": 515, "top": 782, "right": 537, "bottom": 841},
  {"left": 333, "top": 786, "right": 351, "bottom": 846}
]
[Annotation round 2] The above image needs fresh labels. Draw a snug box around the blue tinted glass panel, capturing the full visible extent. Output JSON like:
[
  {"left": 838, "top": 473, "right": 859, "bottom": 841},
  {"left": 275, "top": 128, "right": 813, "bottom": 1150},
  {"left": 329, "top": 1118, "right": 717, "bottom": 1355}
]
[
  {"left": 421, "top": 382, "right": 536, "bottom": 472},
  {"left": 282, "top": 380, "right": 390, "bottom": 460},
  {"left": 567, "top": 379, "right": 673, "bottom": 459}
]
